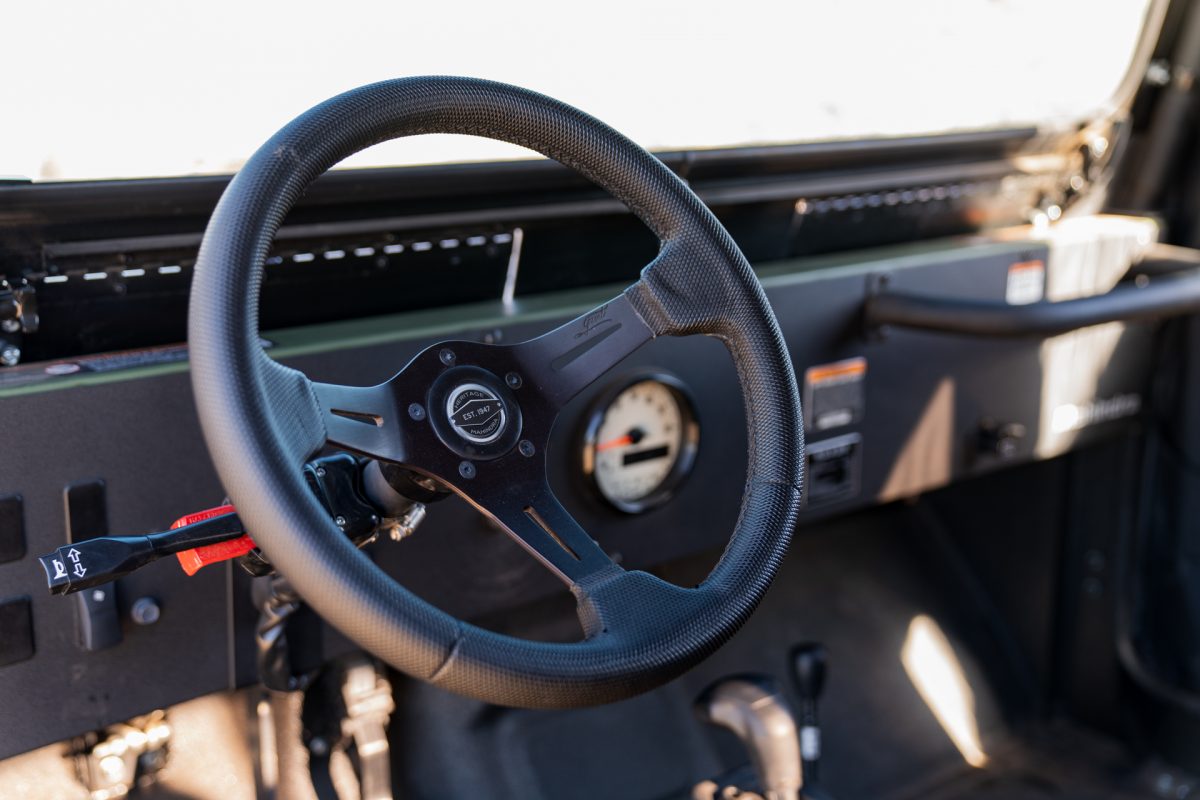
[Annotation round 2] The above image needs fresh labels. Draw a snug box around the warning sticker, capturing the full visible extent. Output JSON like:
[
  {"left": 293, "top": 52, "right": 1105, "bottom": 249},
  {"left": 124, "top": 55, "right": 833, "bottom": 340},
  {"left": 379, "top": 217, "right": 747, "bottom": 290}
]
[
  {"left": 1005, "top": 259, "right": 1045, "bottom": 305},
  {"left": 804, "top": 357, "right": 866, "bottom": 432}
]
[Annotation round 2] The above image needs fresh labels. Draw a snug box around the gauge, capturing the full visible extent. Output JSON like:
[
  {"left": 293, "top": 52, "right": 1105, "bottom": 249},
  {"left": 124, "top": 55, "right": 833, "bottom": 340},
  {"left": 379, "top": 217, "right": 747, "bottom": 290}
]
[{"left": 582, "top": 374, "right": 699, "bottom": 513}]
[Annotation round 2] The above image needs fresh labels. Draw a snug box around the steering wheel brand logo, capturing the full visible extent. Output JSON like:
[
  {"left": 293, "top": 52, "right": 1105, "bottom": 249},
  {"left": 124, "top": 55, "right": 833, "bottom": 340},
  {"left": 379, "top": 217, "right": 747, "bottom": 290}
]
[
  {"left": 446, "top": 383, "right": 506, "bottom": 444},
  {"left": 575, "top": 303, "right": 613, "bottom": 339}
]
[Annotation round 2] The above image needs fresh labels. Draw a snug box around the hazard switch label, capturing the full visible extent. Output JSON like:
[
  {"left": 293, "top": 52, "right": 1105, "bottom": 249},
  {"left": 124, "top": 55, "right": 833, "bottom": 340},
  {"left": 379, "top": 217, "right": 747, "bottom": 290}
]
[
  {"left": 804, "top": 357, "right": 867, "bottom": 432},
  {"left": 1005, "top": 259, "right": 1045, "bottom": 305}
]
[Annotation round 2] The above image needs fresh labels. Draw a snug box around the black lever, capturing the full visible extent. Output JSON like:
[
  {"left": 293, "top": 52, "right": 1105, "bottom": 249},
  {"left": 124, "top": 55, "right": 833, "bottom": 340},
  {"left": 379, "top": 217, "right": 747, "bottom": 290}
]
[
  {"left": 37, "top": 453, "right": 439, "bottom": 596},
  {"left": 38, "top": 512, "right": 244, "bottom": 596},
  {"left": 791, "top": 643, "right": 829, "bottom": 784}
]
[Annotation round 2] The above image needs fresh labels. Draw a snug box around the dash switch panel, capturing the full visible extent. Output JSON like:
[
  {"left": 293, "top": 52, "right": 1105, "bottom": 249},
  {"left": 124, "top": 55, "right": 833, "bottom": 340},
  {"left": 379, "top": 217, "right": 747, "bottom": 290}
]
[
  {"left": 65, "top": 480, "right": 122, "bottom": 652},
  {"left": 0, "top": 494, "right": 25, "bottom": 564}
]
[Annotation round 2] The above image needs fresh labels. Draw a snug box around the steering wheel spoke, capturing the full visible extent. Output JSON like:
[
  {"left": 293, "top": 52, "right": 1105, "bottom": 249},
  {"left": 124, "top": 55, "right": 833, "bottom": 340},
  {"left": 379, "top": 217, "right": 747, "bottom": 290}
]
[
  {"left": 509, "top": 290, "right": 654, "bottom": 410},
  {"left": 311, "top": 379, "right": 411, "bottom": 463},
  {"left": 473, "top": 475, "right": 621, "bottom": 587}
]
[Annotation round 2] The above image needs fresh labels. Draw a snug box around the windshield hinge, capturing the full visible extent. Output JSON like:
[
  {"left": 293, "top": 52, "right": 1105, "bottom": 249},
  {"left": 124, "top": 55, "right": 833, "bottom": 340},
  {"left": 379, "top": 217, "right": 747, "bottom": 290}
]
[{"left": 0, "top": 279, "right": 38, "bottom": 367}]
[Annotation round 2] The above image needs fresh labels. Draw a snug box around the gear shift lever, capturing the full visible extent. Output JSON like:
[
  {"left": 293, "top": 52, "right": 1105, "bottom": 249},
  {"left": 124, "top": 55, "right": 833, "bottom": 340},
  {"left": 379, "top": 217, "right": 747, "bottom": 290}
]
[
  {"left": 791, "top": 643, "right": 828, "bottom": 783},
  {"left": 694, "top": 675, "right": 803, "bottom": 800}
]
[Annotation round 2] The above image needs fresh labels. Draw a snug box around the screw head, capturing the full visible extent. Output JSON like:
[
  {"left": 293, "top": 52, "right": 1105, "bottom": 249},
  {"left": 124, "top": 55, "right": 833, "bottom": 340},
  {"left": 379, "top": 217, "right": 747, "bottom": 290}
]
[
  {"left": 0, "top": 346, "right": 20, "bottom": 367},
  {"left": 458, "top": 461, "right": 476, "bottom": 480},
  {"left": 505, "top": 372, "right": 523, "bottom": 389},
  {"left": 130, "top": 597, "right": 161, "bottom": 626},
  {"left": 314, "top": 466, "right": 326, "bottom": 478},
  {"left": 408, "top": 403, "right": 426, "bottom": 421},
  {"left": 334, "top": 515, "right": 348, "bottom": 529},
  {"left": 518, "top": 440, "right": 535, "bottom": 457},
  {"left": 439, "top": 348, "right": 456, "bottom": 366},
  {"left": 1, "top": 319, "right": 19, "bottom": 333},
  {"left": 99, "top": 754, "right": 127, "bottom": 783}
]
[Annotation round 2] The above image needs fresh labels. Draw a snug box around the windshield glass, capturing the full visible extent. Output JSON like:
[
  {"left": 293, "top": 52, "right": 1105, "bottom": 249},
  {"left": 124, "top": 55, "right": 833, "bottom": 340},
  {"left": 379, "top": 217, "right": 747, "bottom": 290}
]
[{"left": 2, "top": 0, "right": 1153, "bottom": 182}]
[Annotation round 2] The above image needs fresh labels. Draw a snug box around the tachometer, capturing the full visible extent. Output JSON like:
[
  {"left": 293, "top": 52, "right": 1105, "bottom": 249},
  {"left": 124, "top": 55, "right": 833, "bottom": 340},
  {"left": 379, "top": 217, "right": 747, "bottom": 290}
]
[{"left": 582, "top": 374, "right": 699, "bottom": 513}]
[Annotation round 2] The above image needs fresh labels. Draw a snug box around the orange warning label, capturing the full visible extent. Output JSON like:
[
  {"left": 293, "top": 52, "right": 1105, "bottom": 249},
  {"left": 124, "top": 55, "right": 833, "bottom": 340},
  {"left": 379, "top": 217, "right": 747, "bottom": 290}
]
[{"left": 804, "top": 357, "right": 867, "bottom": 432}]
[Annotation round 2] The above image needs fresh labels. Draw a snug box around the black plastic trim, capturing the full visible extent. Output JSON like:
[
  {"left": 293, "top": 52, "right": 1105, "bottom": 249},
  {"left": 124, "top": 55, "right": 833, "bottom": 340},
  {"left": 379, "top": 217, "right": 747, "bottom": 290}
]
[{"left": 0, "top": 129, "right": 1041, "bottom": 229}]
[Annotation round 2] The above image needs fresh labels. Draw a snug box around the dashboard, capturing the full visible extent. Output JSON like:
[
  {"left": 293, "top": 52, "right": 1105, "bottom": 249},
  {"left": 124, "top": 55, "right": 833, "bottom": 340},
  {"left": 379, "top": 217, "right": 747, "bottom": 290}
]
[{"left": 0, "top": 132, "right": 1160, "bottom": 758}]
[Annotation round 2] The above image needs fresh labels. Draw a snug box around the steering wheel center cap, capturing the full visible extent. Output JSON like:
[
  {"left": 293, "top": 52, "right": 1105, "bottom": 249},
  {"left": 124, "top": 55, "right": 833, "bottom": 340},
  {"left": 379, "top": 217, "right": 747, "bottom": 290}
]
[
  {"left": 446, "top": 383, "right": 506, "bottom": 444},
  {"left": 427, "top": 365, "right": 523, "bottom": 460}
]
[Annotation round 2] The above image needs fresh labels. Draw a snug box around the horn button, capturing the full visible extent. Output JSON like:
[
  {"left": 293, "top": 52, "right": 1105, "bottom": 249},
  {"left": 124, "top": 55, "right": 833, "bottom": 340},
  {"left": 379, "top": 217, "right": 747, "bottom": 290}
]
[{"left": 427, "top": 366, "right": 523, "bottom": 460}]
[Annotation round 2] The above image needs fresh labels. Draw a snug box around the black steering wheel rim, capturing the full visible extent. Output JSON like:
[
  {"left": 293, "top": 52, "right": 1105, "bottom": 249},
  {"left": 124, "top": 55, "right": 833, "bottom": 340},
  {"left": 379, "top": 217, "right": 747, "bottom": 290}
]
[{"left": 189, "top": 76, "right": 804, "bottom": 708}]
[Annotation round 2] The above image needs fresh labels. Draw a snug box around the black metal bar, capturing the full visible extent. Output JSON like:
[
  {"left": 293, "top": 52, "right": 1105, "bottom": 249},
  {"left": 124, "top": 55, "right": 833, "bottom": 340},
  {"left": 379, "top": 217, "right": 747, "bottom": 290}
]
[
  {"left": 38, "top": 512, "right": 245, "bottom": 595},
  {"left": 865, "top": 267, "right": 1200, "bottom": 338}
]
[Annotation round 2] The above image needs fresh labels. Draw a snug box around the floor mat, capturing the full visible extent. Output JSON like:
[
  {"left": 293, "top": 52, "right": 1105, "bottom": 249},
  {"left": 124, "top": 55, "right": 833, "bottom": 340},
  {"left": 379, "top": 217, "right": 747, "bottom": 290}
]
[{"left": 392, "top": 503, "right": 1157, "bottom": 798}]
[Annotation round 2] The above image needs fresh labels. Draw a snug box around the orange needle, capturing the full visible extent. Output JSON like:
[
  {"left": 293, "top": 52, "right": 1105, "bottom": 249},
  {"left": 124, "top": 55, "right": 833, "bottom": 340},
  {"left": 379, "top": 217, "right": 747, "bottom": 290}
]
[{"left": 596, "top": 434, "right": 633, "bottom": 452}]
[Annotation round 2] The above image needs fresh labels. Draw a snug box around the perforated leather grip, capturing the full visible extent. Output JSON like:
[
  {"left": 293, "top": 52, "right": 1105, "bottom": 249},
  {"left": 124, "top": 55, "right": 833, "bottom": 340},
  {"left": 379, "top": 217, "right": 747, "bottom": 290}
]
[{"left": 189, "top": 76, "right": 804, "bottom": 708}]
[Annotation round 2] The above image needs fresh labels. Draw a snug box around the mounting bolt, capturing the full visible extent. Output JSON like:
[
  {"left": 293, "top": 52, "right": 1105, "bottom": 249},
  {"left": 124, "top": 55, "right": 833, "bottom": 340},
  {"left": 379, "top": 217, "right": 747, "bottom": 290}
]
[
  {"left": 439, "top": 348, "right": 456, "bottom": 366},
  {"left": 458, "top": 461, "right": 476, "bottom": 480},
  {"left": 408, "top": 403, "right": 426, "bottom": 421},
  {"left": 505, "top": 372, "right": 523, "bottom": 389},
  {"left": 314, "top": 466, "right": 326, "bottom": 478},
  {"left": 518, "top": 440, "right": 536, "bottom": 457},
  {"left": 98, "top": 755, "right": 127, "bottom": 784},
  {"left": 0, "top": 346, "right": 20, "bottom": 367},
  {"left": 334, "top": 515, "right": 348, "bottom": 530},
  {"left": 130, "top": 597, "right": 161, "bottom": 626}
]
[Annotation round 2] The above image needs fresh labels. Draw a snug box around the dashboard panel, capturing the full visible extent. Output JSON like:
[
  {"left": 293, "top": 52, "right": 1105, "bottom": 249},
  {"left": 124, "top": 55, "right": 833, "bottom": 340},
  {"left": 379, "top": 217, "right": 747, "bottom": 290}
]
[{"left": 0, "top": 212, "right": 1158, "bottom": 757}]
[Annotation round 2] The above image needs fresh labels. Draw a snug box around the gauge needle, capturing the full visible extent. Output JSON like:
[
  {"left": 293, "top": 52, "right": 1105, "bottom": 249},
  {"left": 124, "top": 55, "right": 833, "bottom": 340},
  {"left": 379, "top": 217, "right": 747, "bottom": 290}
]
[{"left": 596, "top": 428, "right": 645, "bottom": 452}]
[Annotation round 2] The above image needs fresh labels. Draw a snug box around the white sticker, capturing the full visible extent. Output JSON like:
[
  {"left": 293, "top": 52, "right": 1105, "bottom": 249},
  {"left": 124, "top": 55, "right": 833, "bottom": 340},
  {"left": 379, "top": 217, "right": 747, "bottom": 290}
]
[
  {"left": 803, "top": 357, "right": 867, "bottom": 432},
  {"left": 1006, "top": 259, "right": 1045, "bottom": 305},
  {"left": 801, "top": 725, "right": 821, "bottom": 760}
]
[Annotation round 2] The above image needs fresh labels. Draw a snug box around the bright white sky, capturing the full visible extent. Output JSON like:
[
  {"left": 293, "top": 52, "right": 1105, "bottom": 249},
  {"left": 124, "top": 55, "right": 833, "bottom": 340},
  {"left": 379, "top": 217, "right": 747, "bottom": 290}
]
[{"left": 1, "top": 0, "right": 1152, "bottom": 182}]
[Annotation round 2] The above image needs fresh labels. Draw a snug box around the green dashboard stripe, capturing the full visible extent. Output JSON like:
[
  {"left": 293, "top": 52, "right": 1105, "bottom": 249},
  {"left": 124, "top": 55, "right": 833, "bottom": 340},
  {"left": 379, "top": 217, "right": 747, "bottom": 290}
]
[{"left": 0, "top": 238, "right": 1030, "bottom": 400}]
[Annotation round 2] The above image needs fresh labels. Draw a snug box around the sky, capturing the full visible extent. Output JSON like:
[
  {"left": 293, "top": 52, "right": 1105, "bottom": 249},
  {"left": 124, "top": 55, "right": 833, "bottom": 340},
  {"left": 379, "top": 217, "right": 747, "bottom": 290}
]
[{"left": 0, "top": 0, "right": 1153, "bottom": 181}]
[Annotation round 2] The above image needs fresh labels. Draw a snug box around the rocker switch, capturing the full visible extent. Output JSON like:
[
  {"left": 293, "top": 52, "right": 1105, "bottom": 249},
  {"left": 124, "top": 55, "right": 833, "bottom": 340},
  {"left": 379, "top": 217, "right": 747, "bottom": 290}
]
[{"left": 75, "top": 585, "right": 121, "bottom": 652}]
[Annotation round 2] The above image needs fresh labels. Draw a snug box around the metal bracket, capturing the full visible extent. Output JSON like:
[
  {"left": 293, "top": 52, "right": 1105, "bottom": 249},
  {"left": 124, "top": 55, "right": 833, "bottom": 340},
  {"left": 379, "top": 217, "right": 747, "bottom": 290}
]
[
  {"left": 340, "top": 657, "right": 395, "bottom": 800},
  {"left": 862, "top": 272, "right": 892, "bottom": 342},
  {"left": 71, "top": 711, "right": 171, "bottom": 800},
  {"left": 0, "top": 279, "right": 37, "bottom": 367}
]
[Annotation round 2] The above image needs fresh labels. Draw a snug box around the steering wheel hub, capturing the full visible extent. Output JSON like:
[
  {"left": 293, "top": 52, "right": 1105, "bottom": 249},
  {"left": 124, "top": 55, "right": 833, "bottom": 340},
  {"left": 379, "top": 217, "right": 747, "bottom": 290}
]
[{"left": 427, "top": 365, "right": 523, "bottom": 460}]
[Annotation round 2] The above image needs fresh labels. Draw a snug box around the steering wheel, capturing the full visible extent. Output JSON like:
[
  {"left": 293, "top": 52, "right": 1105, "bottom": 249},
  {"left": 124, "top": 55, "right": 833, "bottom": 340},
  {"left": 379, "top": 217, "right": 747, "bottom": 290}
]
[{"left": 189, "top": 77, "right": 804, "bottom": 709}]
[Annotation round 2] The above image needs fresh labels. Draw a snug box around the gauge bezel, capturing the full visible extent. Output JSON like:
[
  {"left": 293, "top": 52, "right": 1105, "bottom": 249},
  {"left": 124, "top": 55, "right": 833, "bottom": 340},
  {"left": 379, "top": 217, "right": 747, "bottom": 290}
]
[{"left": 581, "top": 371, "right": 700, "bottom": 514}]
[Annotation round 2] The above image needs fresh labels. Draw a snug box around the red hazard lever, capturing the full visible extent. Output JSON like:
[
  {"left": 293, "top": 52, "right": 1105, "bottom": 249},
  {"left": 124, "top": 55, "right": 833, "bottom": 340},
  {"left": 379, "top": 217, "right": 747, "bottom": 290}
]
[{"left": 172, "top": 506, "right": 256, "bottom": 576}]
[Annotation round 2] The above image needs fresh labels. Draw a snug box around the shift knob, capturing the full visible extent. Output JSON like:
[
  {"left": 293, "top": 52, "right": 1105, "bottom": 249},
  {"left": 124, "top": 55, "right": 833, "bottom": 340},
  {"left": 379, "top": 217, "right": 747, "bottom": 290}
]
[
  {"left": 791, "top": 643, "right": 828, "bottom": 707},
  {"left": 694, "top": 675, "right": 802, "bottom": 800}
]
